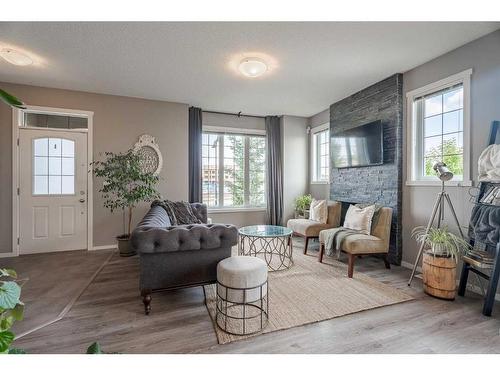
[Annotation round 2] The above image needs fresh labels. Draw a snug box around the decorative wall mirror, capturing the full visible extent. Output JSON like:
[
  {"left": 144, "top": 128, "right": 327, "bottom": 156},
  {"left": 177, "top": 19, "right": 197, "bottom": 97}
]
[{"left": 133, "top": 134, "right": 163, "bottom": 176}]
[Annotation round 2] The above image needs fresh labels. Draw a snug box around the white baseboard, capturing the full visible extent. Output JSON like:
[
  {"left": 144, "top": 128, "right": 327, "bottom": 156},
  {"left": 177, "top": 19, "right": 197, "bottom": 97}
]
[
  {"left": 401, "top": 260, "right": 421, "bottom": 273},
  {"left": 89, "top": 244, "right": 117, "bottom": 251},
  {"left": 0, "top": 245, "right": 117, "bottom": 257},
  {"left": 401, "top": 260, "right": 500, "bottom": 302}
]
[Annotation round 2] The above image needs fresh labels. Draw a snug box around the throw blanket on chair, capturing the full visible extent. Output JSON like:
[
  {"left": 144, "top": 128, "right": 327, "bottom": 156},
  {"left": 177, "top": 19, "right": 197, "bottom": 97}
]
[{"left": 320, "top": 227, "right": 364, "bottom": 258}]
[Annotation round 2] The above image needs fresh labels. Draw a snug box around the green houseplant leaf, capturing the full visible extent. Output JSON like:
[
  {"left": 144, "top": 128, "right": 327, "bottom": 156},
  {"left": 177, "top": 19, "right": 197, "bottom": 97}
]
[
  {"left": 1, "top": 315, "right": 15, "bottom": 331},
  {"left": 86, "top": 342, "right": 104, "bottom": 354},
  {"left": 294, "top": 194, "right": 312, "bottom": 213},
  {"left": 0, "top": 281, "right": 21, "bottom": 310},
  {"left": 9, "top": 302, "right": 24, "bottom": 322},
  {"left": 8, "top": 348, "right": 26, "bottom": 354},
  {"left": 0, "top": 330, "right": 15, "bottom": 353},
  {"left": 0, "top": 268, "right": 24, "bottom": 354},
  {"left": 411, "top": 226, "right": 471, "bottom": 262},
  {"left": 0, "top": 89, "right": 26, "bottom": 109},
  {"left": 92, "top": 150, "right": 160, "bottom": 237},
  {"left": 0, "top": 269, "right": 17, "bottom": 278}
]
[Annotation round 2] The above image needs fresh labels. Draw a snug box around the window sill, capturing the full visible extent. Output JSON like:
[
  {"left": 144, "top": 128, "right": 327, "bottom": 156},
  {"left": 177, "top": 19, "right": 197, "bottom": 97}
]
[
  {"left": 310, "top": 180, "right": 329, "bottom": 185},
  {"left": 406, "top": 180, "right": 473, "bottom": 187},
  {"left": 208, "top": 207, "right": 267, "bottom": 214}
]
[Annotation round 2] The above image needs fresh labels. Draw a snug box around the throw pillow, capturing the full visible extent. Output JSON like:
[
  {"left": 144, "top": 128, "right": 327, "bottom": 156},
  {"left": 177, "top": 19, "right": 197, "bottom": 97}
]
[
  {"left": 355, "top": 203, "right": 382, "bottom": 233},
  {"left": 343, "top": 204, "right": 376, "bottom": 235},
  {"left": 161, "top": 200, "right": 202, "bottom": 225},
  {"left": 309, "top": 199, "right": 328, "bottom": 224}
]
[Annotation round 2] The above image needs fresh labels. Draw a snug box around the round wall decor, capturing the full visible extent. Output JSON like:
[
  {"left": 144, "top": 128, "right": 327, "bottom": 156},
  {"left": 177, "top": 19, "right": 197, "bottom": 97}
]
[{"left": 133, "top": 134, "right": 163, "bottom": 175}]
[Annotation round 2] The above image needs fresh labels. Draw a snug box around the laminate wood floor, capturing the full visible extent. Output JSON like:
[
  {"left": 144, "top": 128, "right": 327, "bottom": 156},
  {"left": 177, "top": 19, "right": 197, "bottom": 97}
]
[{"left": 2, "top": 238, "right": 499, "bottom": 354}]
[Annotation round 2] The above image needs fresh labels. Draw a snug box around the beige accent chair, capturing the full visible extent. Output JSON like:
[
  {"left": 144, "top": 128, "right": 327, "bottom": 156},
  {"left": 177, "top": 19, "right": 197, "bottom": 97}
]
[
  {"left": 287, "top": 201, "right": 341, "bottom": 255},
  {"left": 318, "top": 207, "right": 393, "bottom": 278}
]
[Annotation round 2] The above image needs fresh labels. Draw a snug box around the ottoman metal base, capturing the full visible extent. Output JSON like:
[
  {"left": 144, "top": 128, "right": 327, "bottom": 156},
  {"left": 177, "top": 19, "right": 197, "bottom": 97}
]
[{"left": 215, "top": 280, "right": 269, "bottom": 336}]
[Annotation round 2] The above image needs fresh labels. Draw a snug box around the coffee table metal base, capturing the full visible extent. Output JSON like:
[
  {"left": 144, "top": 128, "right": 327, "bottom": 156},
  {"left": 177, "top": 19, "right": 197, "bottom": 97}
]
[{"left": 238, "top": 234, "right": 293, "bottom": 271}]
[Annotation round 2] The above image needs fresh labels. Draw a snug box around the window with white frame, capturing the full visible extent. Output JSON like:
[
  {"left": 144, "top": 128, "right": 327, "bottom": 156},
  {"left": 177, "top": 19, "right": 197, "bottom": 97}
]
[
  {"left": 407, "top": 69, "right": 471, "bottom": 185},
  {"left": 311, "top": 125, "right": 330, "bottom": 183},
  {"left": 202, "top": 130, "right": 266, "bottom": 209}
]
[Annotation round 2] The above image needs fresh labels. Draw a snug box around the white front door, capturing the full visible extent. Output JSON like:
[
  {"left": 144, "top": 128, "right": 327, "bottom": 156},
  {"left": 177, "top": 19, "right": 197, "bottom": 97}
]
[{"left": 19, "top": 128, "right": 88, "bottom": 254}]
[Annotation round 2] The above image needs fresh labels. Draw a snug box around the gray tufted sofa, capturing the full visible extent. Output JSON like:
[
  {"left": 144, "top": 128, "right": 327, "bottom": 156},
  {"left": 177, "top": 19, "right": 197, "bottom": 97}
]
[{"left": 131, "top": 202, "right": 238, "bottom": 315}]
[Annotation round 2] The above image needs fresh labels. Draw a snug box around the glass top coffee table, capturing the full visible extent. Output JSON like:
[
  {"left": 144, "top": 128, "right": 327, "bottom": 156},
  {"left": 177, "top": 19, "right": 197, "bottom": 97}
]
[{"left": 238, "top": 225, "right": 293, "bottom": 271}]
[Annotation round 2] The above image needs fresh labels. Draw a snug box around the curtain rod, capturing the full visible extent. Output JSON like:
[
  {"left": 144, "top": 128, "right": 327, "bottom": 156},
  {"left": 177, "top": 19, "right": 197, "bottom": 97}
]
[{"left": 202, "top": 110, "right": 265, "bottom": 119}]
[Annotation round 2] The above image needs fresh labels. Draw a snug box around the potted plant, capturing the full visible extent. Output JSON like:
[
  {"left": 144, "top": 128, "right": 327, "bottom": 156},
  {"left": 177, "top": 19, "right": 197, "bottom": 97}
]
[
  {"left": 0, "top": 268, "right": 25, "bottom": 354},
  {"left": 294, "top": 194, "right": 313, "bottom": 219},
  {"left": 411, "top": 226, "right": 471, "bottom": 300},
  {"left": 92, "top": 150, "right": 160, "bottom": 257}
]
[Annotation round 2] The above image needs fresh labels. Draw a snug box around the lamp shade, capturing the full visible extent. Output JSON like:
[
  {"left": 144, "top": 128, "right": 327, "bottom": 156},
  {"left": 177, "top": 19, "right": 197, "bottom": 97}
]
[{"left": 433, "top": 162, "right": 454, "bottom": 181}]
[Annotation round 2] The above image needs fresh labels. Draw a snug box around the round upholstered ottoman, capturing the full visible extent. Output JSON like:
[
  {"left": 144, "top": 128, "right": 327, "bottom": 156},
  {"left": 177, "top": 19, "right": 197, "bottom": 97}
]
[{"left": 216, "top": 256, "right": 269, "bottom": 335}]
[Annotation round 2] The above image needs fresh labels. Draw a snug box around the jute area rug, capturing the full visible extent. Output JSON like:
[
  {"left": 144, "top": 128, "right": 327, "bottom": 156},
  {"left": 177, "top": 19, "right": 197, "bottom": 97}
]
[{"left": 204, "top": 249, "right": 413, "bottom": 345}]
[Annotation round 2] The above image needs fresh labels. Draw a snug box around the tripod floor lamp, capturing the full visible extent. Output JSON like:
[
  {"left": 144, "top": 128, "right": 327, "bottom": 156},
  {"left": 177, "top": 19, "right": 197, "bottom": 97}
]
[{"left": 408, "top": 162, "right": 465, "bottom": 286}]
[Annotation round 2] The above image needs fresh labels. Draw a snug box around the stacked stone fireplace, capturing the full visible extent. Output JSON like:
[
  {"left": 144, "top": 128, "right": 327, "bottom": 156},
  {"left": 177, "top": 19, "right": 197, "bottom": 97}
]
[{"left": 329, "top": 74, "right": 403, "bottom": 265}]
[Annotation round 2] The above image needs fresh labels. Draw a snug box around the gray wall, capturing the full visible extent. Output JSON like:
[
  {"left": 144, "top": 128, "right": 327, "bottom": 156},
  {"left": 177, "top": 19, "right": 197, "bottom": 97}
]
[
  {"left": 0, "top": 82, "right": 189, "bottom": 253},
  {"left": 402, "top": 29, "right": 500, "bottom": 266},
  {"left": 202, "top": 111, "right": 267, "bottom": 227},
  {"left": 282, "top": 115, "right": 309, "bottom": 224},
  {"left": 308, "top": 109, "right": 330, "bottom": 200}
]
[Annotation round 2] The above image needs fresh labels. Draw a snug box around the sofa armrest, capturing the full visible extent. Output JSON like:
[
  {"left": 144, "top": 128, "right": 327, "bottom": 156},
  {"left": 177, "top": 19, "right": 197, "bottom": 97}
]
[{"left": 131, "top": 224, "right": 238, "bottom": 254}]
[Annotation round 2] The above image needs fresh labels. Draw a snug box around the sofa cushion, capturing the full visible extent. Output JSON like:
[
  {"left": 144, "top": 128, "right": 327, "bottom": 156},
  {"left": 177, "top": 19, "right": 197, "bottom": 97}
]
[
  {"left": 136, "top": 204, "right": 172, "bottom": 228},
  {"left": 287, "top": 219, "right": 333, "bottom": 237},
  {"left": 131, "top": 223, "right": 238, "bottom": 253}
]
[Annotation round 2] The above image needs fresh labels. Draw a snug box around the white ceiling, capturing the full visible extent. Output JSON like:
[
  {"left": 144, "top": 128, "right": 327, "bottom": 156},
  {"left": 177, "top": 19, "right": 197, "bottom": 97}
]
[{"left": 0, "top": 22, "right": 498, "bottom": 117}]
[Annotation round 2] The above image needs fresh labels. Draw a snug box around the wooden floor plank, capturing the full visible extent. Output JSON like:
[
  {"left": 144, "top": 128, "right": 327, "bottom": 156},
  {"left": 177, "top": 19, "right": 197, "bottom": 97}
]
[{"left": 5, "top": 238, "right": 500, "bottom": 354}]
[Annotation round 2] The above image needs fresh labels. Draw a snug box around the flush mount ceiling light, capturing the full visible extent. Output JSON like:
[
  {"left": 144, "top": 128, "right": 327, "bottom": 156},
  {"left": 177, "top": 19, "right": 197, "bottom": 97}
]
[
  {"left": 0, "top": 48, "right": 33, "bottom": 66},
  {"left": 238, "top": 57, "right": 268, "bottom": 78}
]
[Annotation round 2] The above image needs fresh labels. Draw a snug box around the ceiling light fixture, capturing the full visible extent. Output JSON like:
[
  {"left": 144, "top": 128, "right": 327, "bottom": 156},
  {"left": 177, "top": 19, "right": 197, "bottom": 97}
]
[
  {"left": 238, "top": 57, "right": 268, "bottom": 78},
  {"left": 0, "top": 48, "right": 33, "bottom": 66}
]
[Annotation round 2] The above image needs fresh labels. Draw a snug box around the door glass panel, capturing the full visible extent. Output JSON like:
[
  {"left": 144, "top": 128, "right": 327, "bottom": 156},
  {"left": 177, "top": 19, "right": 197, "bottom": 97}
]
[
  {"left": 49, "top": 176, "right": 62, "bottom": 194},
  {"left": 61, "top": 176, "right": 75, "bottom": 194},
  {"left": 34, "top": 156, "right": 48, "bottom": 175},
  {"left": 34, "top": 175, "right": 48, "bottom": 195},
  {"left": 33, "top": 137, "right": 75, "bottom": 195},
  {"left": 61, "top": 157, "right": 74, "bottom": 175},
  {"left": 49, "top": 138, "right": 62, "bottom": 157},
  {"left": 49, "top": 157, "right": 62, "bottom": 175},
  {"left": 61, "top": 139, "right": 75, "bottom": 157},
  {"left": 34, "top": 138, "right": 48, "bottom": 156}
]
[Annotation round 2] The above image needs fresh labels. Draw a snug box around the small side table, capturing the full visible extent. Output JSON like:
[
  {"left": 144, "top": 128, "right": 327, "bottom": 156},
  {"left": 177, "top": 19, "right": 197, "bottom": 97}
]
[{"left": 238, "top": 225, "right": 293, "bottom": 271}]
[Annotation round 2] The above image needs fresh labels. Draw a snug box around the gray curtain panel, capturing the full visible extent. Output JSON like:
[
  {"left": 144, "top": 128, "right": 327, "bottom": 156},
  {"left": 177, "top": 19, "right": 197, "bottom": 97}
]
[
  {"left": 265, "top": 116, "right": 283, "bottom": 225},
  {"left": 189, "top": 107, "right": 203, "bottom": 203}
]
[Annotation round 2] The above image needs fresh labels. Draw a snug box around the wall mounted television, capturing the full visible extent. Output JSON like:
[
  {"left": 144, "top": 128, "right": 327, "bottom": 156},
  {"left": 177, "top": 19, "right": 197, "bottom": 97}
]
[{"left": 331, "top": 120, "right": 383, "bottom": 168}]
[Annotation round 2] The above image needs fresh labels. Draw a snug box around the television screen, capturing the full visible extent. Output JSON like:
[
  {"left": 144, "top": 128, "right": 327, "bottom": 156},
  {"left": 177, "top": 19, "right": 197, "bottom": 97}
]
[{"left": 331, "top": 120, "right": 383, "bottom": 168}]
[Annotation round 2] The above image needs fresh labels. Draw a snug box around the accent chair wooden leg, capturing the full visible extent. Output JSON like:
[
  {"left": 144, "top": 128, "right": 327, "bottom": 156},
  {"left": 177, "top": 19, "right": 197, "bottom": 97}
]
[
  {"left": 319, "top": 243, "right": 325, "bottom": 263},
  {"left": 141, "top": 289, "right": 152, "bottom": 315},
  {"left": 304, "top": 236, "right": 309, "bottom": 255},
  {"left": 347, "top": 253, "right": 355, "bottom": 278},
  {"left": 383, "top": 254, "right": 391, "bottom": 269}
]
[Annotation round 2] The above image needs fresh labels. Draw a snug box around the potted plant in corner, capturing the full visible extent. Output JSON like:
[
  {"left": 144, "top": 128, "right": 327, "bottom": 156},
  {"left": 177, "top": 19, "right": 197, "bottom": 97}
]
[
  {"left": 294, "top": 194, "right": 313, "bottom": 219},
  {"left": 412, "top": 226, "right": 471, "bottom": 300},
  {"left": 92, "top": 150, "right": 160, "bottom": 257}
]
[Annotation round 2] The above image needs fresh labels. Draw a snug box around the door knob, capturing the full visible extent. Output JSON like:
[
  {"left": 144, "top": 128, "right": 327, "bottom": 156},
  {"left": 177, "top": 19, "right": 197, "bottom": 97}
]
[{"left": 79, "top": 198, "right": 86, "bottom": 203}]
